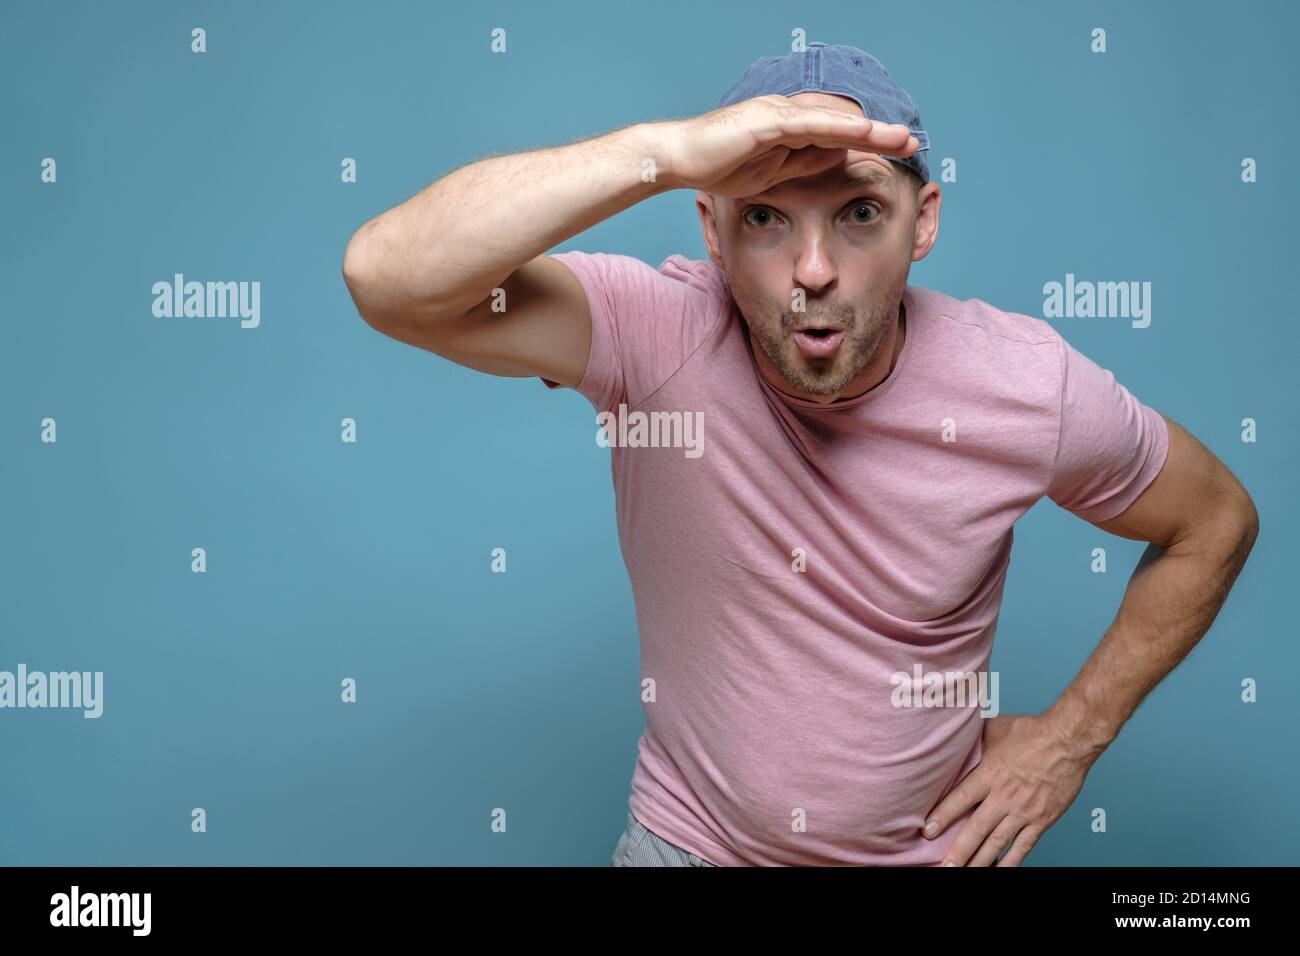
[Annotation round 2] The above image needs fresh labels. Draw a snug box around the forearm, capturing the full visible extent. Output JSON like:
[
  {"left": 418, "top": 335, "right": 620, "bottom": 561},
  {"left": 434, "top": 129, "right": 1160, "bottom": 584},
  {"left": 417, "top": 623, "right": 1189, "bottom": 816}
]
[
  {"left": 1044, "top": 506, "right": 1258, "bottom": 764},
  {"left": 343, "top": 121, "right": 672, "bottom": 323}
]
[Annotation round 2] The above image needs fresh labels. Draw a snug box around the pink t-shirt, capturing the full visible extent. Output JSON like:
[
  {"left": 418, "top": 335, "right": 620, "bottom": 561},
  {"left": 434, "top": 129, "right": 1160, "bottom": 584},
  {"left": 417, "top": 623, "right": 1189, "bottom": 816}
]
[{"left": 544, "top": 250, "right": 1169, "bottom": 866}]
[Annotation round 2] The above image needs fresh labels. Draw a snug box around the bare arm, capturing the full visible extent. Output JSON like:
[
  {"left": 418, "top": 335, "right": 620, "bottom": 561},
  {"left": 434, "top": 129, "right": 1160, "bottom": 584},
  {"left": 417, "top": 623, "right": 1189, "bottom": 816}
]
[
  {"left": 925, "top": 415, "right": 1259, "bottom": 866},
  {"left": 341, "top": 122, "right": 669, "bottom": 385},
  {"left": 340, "top": 97, "right": 919, "bottom": 386},
  {"left": 1044, "top": 414, "right": 1259, "bottom": 759}
]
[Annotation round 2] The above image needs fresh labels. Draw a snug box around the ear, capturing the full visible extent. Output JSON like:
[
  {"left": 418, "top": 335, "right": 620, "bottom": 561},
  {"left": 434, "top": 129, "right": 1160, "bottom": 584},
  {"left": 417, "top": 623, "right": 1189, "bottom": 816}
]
[
  {"left": 696, "top": 191, "right": 726, "bottom": 272},
  {"left": 910, "top": 182, "right": 941, "bottom": 263}
]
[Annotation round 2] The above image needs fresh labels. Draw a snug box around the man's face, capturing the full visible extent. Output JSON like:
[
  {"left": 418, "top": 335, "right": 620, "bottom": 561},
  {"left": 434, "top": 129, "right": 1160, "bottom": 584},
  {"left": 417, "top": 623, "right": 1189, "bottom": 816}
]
[{"left": 699, "top": 92, "right": 935, "bottom": 400}]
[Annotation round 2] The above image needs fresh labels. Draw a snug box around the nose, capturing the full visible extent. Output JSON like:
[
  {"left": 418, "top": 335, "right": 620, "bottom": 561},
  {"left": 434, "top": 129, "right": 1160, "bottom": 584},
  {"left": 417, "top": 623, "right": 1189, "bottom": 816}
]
[{"left": 791, "top": 232, "right": 836, "bottom": 296}]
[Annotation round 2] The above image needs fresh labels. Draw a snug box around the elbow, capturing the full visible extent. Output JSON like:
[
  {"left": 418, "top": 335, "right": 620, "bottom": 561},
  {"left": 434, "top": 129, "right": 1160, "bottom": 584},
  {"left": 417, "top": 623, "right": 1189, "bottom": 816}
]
[
  {"left": 1220, "top": 483, "right": 1260, "bottom": 569},
  {"left": 1237, "top": 491, "right": 1260, "bottom": 552},
  {"left": 341, "top": 221, "right": 469, "bottom": 348},
  {"left": 341, "top": 222, "right": 387, "bottom": 329},
  {"left": 341, "top": 226, "right": 368, "bottom": 293}
]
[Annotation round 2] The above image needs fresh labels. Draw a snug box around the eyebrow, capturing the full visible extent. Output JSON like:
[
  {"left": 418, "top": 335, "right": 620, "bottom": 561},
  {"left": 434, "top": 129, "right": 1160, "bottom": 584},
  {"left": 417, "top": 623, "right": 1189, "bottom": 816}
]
[
  {"left": 839, "top": 164, "right": 896, "bottom": 190},
  {"left": 744, "top": 164, "right": 896, "bottom": 204}
]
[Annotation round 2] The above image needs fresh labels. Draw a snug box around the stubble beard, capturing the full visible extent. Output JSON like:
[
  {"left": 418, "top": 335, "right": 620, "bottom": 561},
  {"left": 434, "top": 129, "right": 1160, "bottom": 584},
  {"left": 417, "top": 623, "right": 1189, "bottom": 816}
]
[{"left": 731, "top": 280, "right": 901, "bottom": 396}]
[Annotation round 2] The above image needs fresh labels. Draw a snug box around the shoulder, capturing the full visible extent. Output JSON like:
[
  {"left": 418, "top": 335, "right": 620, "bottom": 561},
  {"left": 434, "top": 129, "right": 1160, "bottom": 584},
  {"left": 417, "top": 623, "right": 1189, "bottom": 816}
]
[
  {"left": 656, "top": 253, "right": 729, "bottom": 298},
  {"left": 908, "top": 285, "right": 1067, "bottom": 393},
  {"left": 550, "top": 250, "right": 727, "bottom": 319},
  {"left": 910, "top": 285, "right": 1061, "bottom": 349},
  {"left": 547, "top": 250, "right": 730, "bottom": 408}
]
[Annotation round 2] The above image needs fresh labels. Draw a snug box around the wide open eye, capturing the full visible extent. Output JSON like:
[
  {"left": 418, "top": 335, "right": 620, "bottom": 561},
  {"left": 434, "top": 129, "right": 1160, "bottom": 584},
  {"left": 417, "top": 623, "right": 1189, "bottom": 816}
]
[
  {"left": 742, "top": 206, "right": 782, "bottom": 227},
  {"left": 846, "top": 202, "right": 881, "bottom": 224}
]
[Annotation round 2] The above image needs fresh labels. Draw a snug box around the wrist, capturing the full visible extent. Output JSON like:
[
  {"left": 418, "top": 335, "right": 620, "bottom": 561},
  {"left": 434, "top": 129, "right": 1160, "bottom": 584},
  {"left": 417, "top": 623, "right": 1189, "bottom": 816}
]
[
  {"left": 618, "top": 121, "right": 682, "bottom": 195},
  {"left": 1043, "top": 691, "right": 1120, "bottom": 766}
]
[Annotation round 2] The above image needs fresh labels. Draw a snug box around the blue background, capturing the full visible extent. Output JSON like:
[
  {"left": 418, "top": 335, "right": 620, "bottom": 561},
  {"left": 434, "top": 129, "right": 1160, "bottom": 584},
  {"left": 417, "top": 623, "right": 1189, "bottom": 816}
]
[{"left": 1, "top": 0, "right": 1295, "bottom": 865}]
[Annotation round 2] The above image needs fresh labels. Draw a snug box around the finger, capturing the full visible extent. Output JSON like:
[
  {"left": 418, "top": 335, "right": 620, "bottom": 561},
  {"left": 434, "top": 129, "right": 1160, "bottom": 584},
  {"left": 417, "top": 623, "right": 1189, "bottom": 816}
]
[
  {"left": 778, "top": 134, "right": 918, "bottom": 163},
  {"left": 755, "top": 105, "right": 917, "bottom": 157},
  {"left": 844, "top": 147, "right": 892, "bottom": 164},
  {"left": 940, "top": 802, "right": 1001, "bottom": 866},
  {"left": 768, "top": 145, "right": 849, "bottom": 184},
  {"left": 777, "top": 125, "right": 918, "bottom": 158},
  {"left": 744, "top": 95, "right": 918, "bottom": 152},
  {"left": 995, "top": 827, "right": 1041, "bottom": 867},
  {"left": 923, "top": 768, "right": 990, "bottom": 839},
  {"left": 968, "top": 817, "right": 1020, "bottom": 867}
]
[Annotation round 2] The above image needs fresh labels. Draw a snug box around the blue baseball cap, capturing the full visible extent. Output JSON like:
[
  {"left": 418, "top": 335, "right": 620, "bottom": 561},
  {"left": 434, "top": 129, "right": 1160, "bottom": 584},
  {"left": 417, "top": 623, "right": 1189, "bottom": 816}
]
[{"left": 717, "top": 41, "right": 930, "bottom": 186}]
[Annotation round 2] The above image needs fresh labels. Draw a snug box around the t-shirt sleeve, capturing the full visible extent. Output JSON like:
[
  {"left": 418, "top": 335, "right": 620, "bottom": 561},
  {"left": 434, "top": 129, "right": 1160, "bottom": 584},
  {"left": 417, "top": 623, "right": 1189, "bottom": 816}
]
[
  {"left": 541, "top": 249, "right": 720, "bottom": 414},
  {"left": 1045, "top": 335, "right": 1170, "bottom": 523}
]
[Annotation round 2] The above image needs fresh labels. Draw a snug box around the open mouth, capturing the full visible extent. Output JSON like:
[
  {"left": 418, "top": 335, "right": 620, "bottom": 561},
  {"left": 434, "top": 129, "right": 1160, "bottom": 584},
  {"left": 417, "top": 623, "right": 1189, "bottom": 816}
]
[{"left": 793, "top": 327, "right": 845, "bottom": 358}]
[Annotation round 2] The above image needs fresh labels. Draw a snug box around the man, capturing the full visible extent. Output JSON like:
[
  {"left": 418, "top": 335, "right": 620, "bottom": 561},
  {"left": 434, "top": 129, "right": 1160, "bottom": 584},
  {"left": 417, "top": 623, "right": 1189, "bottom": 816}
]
[{"left": 341, "top": 43, "right": 1258, "bottom": 866}]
